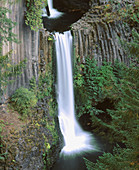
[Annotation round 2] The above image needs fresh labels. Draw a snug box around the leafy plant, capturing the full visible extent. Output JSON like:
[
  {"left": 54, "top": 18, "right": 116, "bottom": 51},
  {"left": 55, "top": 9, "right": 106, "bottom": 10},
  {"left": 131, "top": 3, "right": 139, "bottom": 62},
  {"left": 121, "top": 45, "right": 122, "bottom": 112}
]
[
  {"left": 0, "top": 4, "right": 19, "bottom": 51},
  {"left": 83, "top": 63, "right": 139, "bottom": 169},
  {"left": 74, "top": 57, "right": 117, "bottom": 117},
  {"left": 29, "top": 62, "right": 58, "bottom": 170},
  {"left": 0, "top": 120, "right": 8, "bottom": 161},
  {"left": 82, "top": 29, "right": 139, "bottom": 170},
  {"left": 0, "top": 2, "right": 26, "bottom": 100},
  {"left": 84, "top": 144, "right": 139, "bottom": 170},
  {"left": 30, "top": 61, "right": 57, "bottom": 116},
  {"left": 11, "top": 87, "right": 37, "bottom": 116},
  {"left": 25, "top": 0, "right": 47, "bottom": 31},
  {"left": 120, "top": 29, "right": 139, "bottom": 60},
  {"left": 92, "top": 0, "right": 139, "bottom": 25},
  {"left": 104, "top": 0, "right": 139, "bottom": 25},
  {"left": 0, "top": 51, "right": 27, "bottom": 101}
]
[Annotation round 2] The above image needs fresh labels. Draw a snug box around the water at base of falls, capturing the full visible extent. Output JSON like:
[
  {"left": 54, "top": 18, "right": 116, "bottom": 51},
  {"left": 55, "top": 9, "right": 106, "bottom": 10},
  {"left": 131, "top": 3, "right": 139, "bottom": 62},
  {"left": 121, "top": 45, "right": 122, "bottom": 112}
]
[
  {"left": 59, "top": 112, "right": 94, "bottom": 155},
  {"left": 55, "top": 31, "right": 97, "bottom": 156}
]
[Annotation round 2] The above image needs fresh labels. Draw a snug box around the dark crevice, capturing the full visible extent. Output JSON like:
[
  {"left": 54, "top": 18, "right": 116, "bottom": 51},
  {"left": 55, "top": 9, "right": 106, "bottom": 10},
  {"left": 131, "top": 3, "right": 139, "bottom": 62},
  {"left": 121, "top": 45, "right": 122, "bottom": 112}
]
[
  {"left": 42, "top": 0, "right": 91, "bottom": 32},
  {"left": 95, "top": 98, "right": 115, "bottom": 123}
]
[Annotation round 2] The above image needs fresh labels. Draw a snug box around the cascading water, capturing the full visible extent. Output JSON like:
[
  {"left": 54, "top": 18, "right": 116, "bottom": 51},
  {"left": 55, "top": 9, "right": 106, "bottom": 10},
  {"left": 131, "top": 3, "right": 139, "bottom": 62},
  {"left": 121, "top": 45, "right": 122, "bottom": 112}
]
[
  {"left": 55, "top": 31, "right": 95, "bottom": 155},
  {"left": 46, "top": 0, "right": 96, "bottom": 155},
  {"left": 42, "top": 0, "right": 63, "bottom": 18}
]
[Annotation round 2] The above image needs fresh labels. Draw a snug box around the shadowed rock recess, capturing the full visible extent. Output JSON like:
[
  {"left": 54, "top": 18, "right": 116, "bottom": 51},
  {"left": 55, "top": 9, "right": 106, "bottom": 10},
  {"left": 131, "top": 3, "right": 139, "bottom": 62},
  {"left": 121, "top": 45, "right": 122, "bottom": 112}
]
[{"left": 42, "top": 0, "right": 90, "bottom": 32}]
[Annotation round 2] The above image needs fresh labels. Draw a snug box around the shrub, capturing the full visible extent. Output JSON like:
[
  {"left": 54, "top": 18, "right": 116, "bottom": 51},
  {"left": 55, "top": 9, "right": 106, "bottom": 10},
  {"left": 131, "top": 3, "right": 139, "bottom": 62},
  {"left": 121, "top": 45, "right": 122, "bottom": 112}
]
[
  {"left": 0, "top": 5, "right": 19, "bottom": 49},
  {"left": 11, "top": 87, "right": 37, "bottom": 115},
  {"left": 82, "top": 29, "right": 139, "bottom": 170},
  {"left": 25, "top": 0, "right": 47, "bottom": 31},
  {"left": 0, "top": 2, "right": 26, "bottom": 101},
  {"left": 74, "top": 57, "right": 116, "bottom": 118},
  {"left": 0, "top": 51, "right": 27, "bottom": 98}
]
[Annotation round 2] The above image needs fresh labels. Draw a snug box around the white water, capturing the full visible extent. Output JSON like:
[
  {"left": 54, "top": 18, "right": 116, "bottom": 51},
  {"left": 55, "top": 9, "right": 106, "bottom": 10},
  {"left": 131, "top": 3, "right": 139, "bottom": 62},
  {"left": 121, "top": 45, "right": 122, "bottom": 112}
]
[
  {"left": 42, "top": 0, "right": 63, "bottom": 18},
  {"left": 47, "top": 0, "right": 96, "bottom": 155},
  {"left": 55, "top": 32, "right": 95, "bottom": 155}
]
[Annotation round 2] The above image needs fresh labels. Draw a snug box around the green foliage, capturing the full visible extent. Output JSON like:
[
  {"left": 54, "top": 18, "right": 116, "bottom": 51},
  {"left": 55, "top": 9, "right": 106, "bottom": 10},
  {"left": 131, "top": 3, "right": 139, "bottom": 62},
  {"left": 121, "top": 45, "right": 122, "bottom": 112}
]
[
  {"left": 120, "top": 29, "right": 139, "bottom": 60},
  {"left": 48, "top": 35, "right": 54, "bottom": 41},
  {"left": 30, "top": 66, "right": 52, "bottom": 100},
  {"left": 30, "top": 62, "right": 57, "bottom": 116},
  {"left": 0, "top": 2, "right": 26, "bottom": 99},
  {"left": 0, "top": 51, "right": 27, "bottom": 84},
  {"left": 84, "top": 158, "right": 94, "bottom": 170},
  {"left": 84, "top": 145, "right": 139, "bottom": 170},
  {"left": 0, "top": 120, "right": 8, "bottom": 161},
  {"left": 0, "top": 51, "right": 27, "bottom": 97},
  {"left": 11, "top": 87, "right": 37, "bottom": 116},
  {"left": 0, "top": 5, "right": 19, "bottom": 49},
  {"left": 29, "top": 62, "right": 58, "bottom": 169},
  {"left": 74, "top": 57, "right": 117, "bottom": 117},
  {"left": 83, "top": 64, "right": 139, "bottom": 169},
  {"left": 37, "top": 72, "right": 53, "bottom": 101},
  {"left": 25, "top": 0, "right": 47, "bottom": 31},
  {"left": 96, "top": 0, "right": 139, "bottom": 25},
  {"left": 0, "top": 1, "right": 22, "bottom": 161},
  {"left": 82, "top": 30, "right": 139, "bottom": 170},
  {"left": 29, "top": 62, "right": 58, "bottom": 139}
]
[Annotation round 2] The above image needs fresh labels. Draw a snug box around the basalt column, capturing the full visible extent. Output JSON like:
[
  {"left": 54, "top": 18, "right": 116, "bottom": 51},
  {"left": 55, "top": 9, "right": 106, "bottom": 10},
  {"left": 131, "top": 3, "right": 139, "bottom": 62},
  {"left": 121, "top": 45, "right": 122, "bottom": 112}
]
[{"left": 1, "top": 0, "right": 39, "bottom": 99}]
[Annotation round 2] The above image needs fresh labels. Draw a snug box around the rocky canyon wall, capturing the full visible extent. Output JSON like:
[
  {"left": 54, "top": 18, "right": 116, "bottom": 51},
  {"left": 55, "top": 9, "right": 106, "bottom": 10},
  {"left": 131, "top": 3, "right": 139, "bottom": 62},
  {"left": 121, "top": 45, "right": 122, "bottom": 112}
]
[
  {"left": 72, "top": 0, "right": 132, "bottom": 66},
  {"left": 72, "top": 22, "right": 130, "bottom": 66},
  {"left": 0, "top": 0, "right": 135, "bottom": 169},
  {"left": 41, "top": 0, "right": 131, "bottom": 67},
  {"left": 1, "top": 0, "right": 39, "bottom": 99},
  {"left": 1, "top": 0, "right": 132, "bottom": 100}
]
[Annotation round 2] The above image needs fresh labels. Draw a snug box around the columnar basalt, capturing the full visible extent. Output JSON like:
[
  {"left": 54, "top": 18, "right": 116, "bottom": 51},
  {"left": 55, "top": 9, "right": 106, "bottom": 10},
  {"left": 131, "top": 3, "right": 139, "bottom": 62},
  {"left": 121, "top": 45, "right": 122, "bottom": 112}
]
[{"left": 1, "top": 0, "right": 39, "bottom": 99}]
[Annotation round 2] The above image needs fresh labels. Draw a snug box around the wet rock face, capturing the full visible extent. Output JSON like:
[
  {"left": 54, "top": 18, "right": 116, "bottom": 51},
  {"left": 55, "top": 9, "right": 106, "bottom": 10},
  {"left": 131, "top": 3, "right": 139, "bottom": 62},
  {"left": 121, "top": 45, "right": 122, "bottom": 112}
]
[{"left": 42, "top": 0, "right": 91, "bottom": 32}]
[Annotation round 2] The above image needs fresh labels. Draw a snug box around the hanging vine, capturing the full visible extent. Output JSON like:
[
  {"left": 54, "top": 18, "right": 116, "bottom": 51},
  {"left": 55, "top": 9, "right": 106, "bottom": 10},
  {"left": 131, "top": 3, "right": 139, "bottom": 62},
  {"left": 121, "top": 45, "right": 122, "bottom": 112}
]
[{"left": 25, "top": 0, "right": 47, "bottom": 31}]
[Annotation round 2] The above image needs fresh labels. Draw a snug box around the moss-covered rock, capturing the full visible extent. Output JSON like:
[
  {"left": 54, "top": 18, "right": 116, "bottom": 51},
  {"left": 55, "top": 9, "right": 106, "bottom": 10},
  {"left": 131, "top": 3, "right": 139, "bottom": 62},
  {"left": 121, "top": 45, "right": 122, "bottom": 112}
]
[{"left": 0, "top": 105, "right": 60, "bottom": 170}]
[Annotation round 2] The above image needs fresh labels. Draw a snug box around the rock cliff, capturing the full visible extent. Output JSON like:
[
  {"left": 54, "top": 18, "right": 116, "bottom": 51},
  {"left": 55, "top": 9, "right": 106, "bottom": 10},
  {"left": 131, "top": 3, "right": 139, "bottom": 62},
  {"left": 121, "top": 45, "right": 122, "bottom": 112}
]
[
  {"left": 72, "top": 0, "right": 133, "bottom": 65},
  {"left": 1, "top": 0, "right": 39, "bottom": 99},
  {"left": 1, "top": 0, "right": 132, "bottom": 99},
  {"left": 0, "top": 0, "right": 135, "bottom": 169}
]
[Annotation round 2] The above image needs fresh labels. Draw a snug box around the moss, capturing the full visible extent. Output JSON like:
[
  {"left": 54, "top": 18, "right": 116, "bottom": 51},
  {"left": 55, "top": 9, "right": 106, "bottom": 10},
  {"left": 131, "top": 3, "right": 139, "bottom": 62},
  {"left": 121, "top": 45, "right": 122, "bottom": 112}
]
[{"left": 11, "top": 87, "right": 37, "bottom": 116}]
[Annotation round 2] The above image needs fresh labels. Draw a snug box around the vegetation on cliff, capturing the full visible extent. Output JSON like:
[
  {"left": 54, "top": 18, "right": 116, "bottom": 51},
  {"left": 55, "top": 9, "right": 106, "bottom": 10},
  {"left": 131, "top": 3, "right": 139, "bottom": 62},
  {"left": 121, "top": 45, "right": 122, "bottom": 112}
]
[
  {"left": 0, "top": 0, "right": 27, "bottom": 101},
  {"left": 0, "top": 0, "right": 139, "bottom": 169},
  {"left": 0, "top": 2, "right": 18, "bottom": 50},
  {"left": 0, "top": 1, "right": 58, "bottom": 169},
  {"left": 25, "top": 0, "right": 47, "bottom": 31},
  {"left": 0, "top": 60, "right": 59, "bottom": 169},
  {"left": 74, "top": 30, "right": 139, "bottom": 169},
  {"left": 73, "top": 1, "right": 139, "bottom": 169}
]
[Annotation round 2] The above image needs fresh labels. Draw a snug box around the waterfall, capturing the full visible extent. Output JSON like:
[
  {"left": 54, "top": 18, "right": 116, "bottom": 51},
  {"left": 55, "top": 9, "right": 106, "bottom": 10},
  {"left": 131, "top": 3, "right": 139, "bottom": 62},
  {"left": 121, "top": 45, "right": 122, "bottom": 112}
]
[
  {"left": 55, "top": 31, "right": 95, "bottom": 155},
  {"left": 42, "top": 0, "right": 63, "bottom": 18},
  {"left": 46, "top": 0, "right": 96, "bottom": 155}
]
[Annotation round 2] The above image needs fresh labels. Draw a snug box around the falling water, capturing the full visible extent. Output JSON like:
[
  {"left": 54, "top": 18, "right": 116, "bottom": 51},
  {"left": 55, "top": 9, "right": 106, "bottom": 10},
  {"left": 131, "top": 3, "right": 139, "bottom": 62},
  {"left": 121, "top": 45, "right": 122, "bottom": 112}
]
[
  {"left": 46, "top": 0, "right": 96, "bottom": 155},
  {"left": 55, "top": 32, "right": 95, "bottom": 155},
  {"left": 42, "top": 0, "right": 63, "bottom": 18}
]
